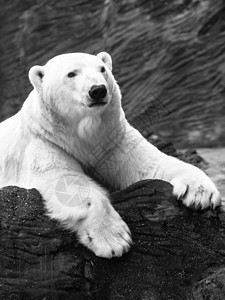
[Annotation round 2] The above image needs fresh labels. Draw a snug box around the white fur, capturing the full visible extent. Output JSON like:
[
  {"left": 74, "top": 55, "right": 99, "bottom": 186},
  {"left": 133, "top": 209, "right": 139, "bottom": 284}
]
[{"left": 0, "top": 52, "right": 221, "bottom": 258}]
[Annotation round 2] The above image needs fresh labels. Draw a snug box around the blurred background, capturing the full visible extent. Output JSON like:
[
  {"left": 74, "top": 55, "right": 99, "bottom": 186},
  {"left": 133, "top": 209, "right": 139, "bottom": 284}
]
[{"left": 0, "top": 0, "right": 225, "bottom": 148}]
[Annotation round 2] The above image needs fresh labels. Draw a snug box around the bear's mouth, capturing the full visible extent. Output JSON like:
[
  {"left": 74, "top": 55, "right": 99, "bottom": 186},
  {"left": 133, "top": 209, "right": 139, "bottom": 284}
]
[{"left": 88, "top": 101, "right": 107, "bottom": 107}]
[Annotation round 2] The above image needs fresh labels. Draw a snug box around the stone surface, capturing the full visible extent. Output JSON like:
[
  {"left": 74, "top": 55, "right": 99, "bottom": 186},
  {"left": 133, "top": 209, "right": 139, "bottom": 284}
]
[
  {"left": 192, "top": 268, "right": 225, "bottom": 300},
  {"left": 197, "top": 148, "right": 225, "bottom": 202},
  {"left": 0, "top": 187, "right": 88, "bottom": 299},
  {"left": 1, "top": 179, "right": 225, "bottom": 299},
  {"left": 0, "top": 0, "right": 225, "bottom": 147}
]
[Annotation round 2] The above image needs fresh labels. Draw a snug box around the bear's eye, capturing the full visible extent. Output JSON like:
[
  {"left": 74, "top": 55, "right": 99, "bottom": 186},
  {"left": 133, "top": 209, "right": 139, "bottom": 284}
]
[
  {"left": 100, "top": 66, "right": 106, "bottom": 73},
  {"left": 67, "top": 72, "right": 77, "bottom": 78}
]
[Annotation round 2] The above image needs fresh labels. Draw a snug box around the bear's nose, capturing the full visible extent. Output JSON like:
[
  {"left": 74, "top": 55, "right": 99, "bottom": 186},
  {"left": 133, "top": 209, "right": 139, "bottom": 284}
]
[{"left": 89, "top": 85, "right": 107, "bottom": 100}]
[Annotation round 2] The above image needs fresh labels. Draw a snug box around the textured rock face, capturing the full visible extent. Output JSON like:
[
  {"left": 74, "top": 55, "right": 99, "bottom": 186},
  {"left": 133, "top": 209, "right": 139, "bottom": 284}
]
[
  {"left": 0, "top": 179, "right": 225, "bottom": 300},
  {"left": 197, "top": 148, "right": 225, "bottom": 202},
  {"left": 0, "top": 0, "right": 225, "bottom": 147},
  {"left": 0, "top": 187, "right": 87, "bottom": 299}
]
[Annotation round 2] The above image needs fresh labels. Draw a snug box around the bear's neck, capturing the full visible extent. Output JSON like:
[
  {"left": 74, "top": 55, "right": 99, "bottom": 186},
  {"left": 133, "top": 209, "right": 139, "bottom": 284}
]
[{"left": 74, "top": 106, "right": 127, "bottom": 167}]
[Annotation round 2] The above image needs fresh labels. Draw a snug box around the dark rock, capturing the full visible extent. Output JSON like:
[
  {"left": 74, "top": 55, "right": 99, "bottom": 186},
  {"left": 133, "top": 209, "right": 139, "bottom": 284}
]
[
  {"left": 147, "top": 133, "right": 208, "bottom": 169},
  {"left": 0, "top": 186, "right": 88, "bottom": 300},
  {"left": 192, "top": 268, "right": 225, "bottom": 300},
  {"left": 1, "top": 180, "right": 225, "bottom": 299}
]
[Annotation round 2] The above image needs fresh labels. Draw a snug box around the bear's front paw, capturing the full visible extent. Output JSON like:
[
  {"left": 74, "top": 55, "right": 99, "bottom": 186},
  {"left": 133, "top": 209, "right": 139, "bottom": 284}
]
[
  {"left": 77, "top": 206, "right": 132, "bottom": 258},
  {"left": 171, "top": 166, "right": 221, "bottom": 209}
]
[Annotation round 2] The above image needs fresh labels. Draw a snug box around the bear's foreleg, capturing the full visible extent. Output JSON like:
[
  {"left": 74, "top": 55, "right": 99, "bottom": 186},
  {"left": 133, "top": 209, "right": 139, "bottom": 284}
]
[
  {"left": 109, "top": 124, "right": 221, "bottom": 210},
  {"left": 33, "top": 169, "right": 131, "bottom": 258}
]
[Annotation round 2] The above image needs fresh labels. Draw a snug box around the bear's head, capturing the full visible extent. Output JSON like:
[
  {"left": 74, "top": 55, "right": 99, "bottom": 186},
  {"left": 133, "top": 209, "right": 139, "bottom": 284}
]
[{"left": 29, "top": 52, "right": 121, "bottom": 123}]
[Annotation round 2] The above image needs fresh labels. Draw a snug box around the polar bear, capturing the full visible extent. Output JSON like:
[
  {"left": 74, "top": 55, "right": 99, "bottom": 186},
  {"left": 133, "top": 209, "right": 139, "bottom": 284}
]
[{"left": 0, "top": 52, "right": 221, "bottom": 258}]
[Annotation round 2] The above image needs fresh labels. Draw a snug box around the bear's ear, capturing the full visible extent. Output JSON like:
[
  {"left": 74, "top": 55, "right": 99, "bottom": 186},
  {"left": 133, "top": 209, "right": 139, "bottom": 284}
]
[
  {"left": 97, "top": 52, "right": 112, "bottom": 71},
  {"left": 28, "top": 65, "right": 45, "bottom": 95}
]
